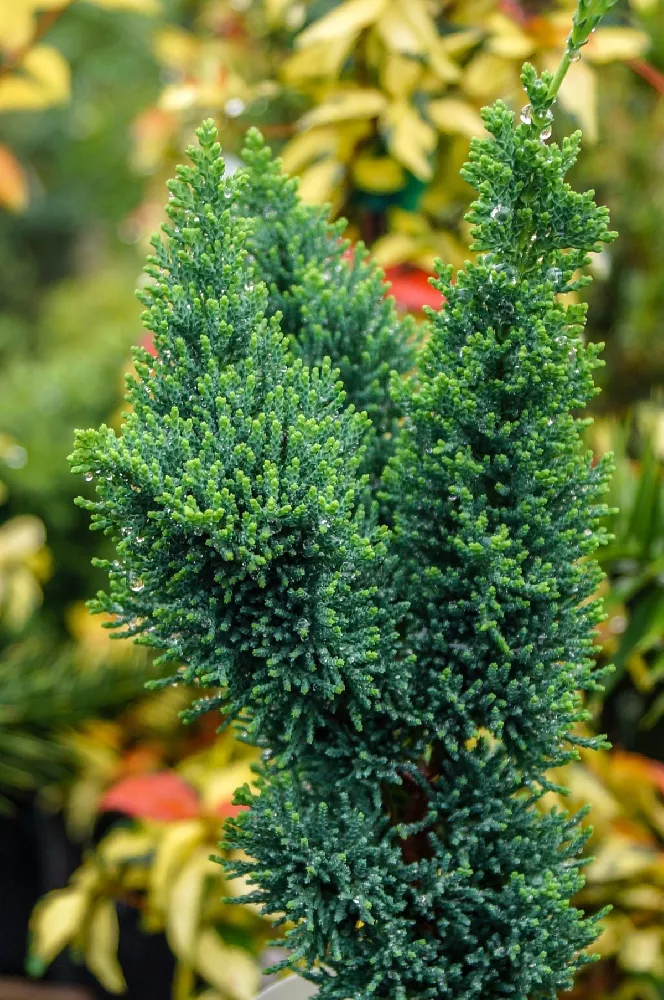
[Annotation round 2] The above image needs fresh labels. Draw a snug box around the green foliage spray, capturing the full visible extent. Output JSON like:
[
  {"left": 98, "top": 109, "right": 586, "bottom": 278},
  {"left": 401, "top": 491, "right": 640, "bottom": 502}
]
[{"left": 71, "top": 2, "right": 618, "bottom": 995}]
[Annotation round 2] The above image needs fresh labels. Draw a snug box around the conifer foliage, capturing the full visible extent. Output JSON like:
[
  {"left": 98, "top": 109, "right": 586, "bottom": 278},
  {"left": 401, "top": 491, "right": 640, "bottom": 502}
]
[{"left": 71, "top": 3, "right": 618, "bottom": 995}]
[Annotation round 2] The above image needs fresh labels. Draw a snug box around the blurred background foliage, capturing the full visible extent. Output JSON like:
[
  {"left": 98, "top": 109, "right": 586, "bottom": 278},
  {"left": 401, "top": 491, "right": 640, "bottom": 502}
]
[{"left": 2, "top": 0, "right": 664, "bottom": 998}]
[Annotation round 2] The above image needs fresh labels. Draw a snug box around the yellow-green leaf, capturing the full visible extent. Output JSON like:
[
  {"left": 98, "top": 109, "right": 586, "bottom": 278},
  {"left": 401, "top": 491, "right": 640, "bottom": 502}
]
[
  {"left": 85, "top": 900, "right": 126, "bottom": 994},
  {"left": 29, "top": 889, "right": 89, "bottom": 970},
  {"left": 166, "top": 847, "right": 215, "bottom": 961},
  {"left": 84, "top": 0, "right": 160, "bottom": 13},
  {"left": 586, "top": 26, "right": 649, "bottom": 64},
  {"left": 353, "top": 154, "right": 405, "bottom": 193},
  {"left": 427, "top": 98, "right": 484, "bottom": 138},
  {"left": 153, "top": 27, "right": 199, "bottom": 70},
  {"left": 0, "top": 4, "right": 33, "bottom": 53},
  {"left": 395, "top": 0, "right": 459, "bottom": 82},
  {"left": 462, "top": 51, "right": 518, "bottom": 101},
  {"left": 0, "top": 45, "right": 70, "bottom": 112},
  {"left": 0, "top": 515, "right": 45, "bottom": 566},
  {"left": 201, "top": 761, "right": 254, "bottom": 813},
  {"left": 586, "top": 837, "right": 658, "bottom": 883},
  {"left": 381, "top": 52, "right": 423, "bottom": 99},
  {"left": 619, "top": 927, "right": 664, "bottom": 974},
  {"left": 618, "top": 885, "right": 664, "bottom": 911},
  {"left": 629, "top": 0, "right": 658, "bottom": 13},
  {"left": 555, "top": 58, "right": 598, "bottom": 144},
  {"left": 485, "top": 14, "right": 536, "bottom": 60},
  {"left": 282, "top": 37, "right": 353, "bottom": 83},
  {"left": 299, "top": 89, "right": 387, "bottom": 129},
  {"left": 280, "top": 129, "right": 338, "bottom": 175},
  {"left": 382, "top": 101, "right": 436, "bottom": 180},
  {"left": 375, "top": 9, "right": 421, "bottom": 55},
  {"left": 297, "top": 157, "right": 344, "bottom": 205},
  {"left": 151, "top": 820, "right": 204, "bottom": 912},
  {"left": 195, "top": 930, "right": 261, "bottom": 1000},
  {"left": 439, "top": 29, "right": 482, "bottom": 57},
  {"left": 96, "top": 827, "right": 155, "bottom": 868},
  {"left": 264, "top": 0, "right": 296, "bottom": 24},
  {"left": 296, "top": 0, "right": 386, "bottom": 48},
  {"left": 372, "top": 232, "right": 422, "bottom": 268}
]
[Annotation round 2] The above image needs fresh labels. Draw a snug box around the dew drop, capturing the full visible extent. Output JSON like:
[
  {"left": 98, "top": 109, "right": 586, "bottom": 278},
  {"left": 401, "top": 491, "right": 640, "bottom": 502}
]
[
  {"left": 569, "top": 49, "right": 581, "bottom": 63},
  {"left": 131, "top": 578, "right": 145, "bottom": 593},
  {"left": 520, "top": 104, "right": 532, "bottom": 125},
  {"left": 84, "top": 471, "right": 94, "bottom": 482},
  {"left": 540, "top": 124, "right": 552, "bottom": 142}
]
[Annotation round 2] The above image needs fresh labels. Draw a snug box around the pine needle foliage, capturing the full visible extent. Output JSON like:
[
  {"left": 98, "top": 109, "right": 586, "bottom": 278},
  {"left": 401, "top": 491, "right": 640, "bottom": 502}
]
[{"left": 71, "top": 8, "right": 618, "bottom": 995}]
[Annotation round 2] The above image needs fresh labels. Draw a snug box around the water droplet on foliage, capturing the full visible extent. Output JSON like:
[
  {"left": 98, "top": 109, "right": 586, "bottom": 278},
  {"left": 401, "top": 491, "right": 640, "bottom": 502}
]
[
  {"left": 540, "top": 124, "right": 552, "bottom": 142},
  {"left": 131, "top": 578, "right": 145, "bottom": 593},
  {"left": 520, "top": 104, "right": 532, "bottom": 125},
  {"left": 490, "top": 204, "right": 509, "bottom": 221},
  {"left": 569, "top": 49, "right": 581, "bottom": 62},
  {"left": 84, "top": 471, "right": 94, "bottom": 482}
]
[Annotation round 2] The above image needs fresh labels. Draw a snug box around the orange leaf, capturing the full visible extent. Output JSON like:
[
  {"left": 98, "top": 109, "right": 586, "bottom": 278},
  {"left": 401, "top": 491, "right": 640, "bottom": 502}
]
[
  {"left": 139, "top": 332, "right": 158, "bottom": 358},
  {"left": 100, "top": 772, "right": 200, "bottom": 820},
  {"left": 0, "top": 145, "right": 28, "bottom": 212},
  {"left": 629, "top": 58, "right": 664, "bottom": 96},
  {"left": 214, "top": 800, "right": 246, "bottom": 820},
  {"left": 613, "top": 749, "right": 664, "bottom": 794}
]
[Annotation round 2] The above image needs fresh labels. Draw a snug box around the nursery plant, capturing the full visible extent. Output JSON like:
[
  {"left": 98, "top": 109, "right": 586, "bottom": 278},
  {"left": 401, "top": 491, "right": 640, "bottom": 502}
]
[{"left": 70, "top": 0, "right": 619, "bottom": 995}]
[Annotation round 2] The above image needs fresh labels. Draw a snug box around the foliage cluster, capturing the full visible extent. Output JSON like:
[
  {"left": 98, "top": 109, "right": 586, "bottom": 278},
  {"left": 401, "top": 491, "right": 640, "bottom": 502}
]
[
  {"left": 1, "top": 2, "right": 664, "bottom": 1000},
  {"left": 68, "top": 14, "right": 622, "bottom": 987}
]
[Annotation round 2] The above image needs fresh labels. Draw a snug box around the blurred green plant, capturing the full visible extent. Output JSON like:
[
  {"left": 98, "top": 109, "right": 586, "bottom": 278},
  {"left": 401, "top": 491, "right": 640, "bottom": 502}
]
[
  {"left": 588, "top": 407, "right": 664, "bottom": 751},
  {"left": 0, "top": 639, "right": 156, "bottom": 813}
]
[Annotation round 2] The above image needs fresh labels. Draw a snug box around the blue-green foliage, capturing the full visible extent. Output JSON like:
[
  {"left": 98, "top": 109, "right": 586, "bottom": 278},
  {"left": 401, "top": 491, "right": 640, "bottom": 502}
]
[
  {"left": 236, "top": 129, "right": 416, "bottom": 483},
  {"left": 71, "top": 59, "right": 616, "bottom": 1000}
]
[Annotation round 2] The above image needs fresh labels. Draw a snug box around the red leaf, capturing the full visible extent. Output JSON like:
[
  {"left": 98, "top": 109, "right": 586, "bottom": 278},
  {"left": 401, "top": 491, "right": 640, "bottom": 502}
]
[
  {"left": 138, "top": 332, "right": 158, "bottom": 358},
  {"left": 385, "top": 266, "right": 444, "bottom": 312},
  {"left": 100, "top": 772, "right": 200, "bottom": 821},
  {"left": 629, "top": 58, "right": 664, "bottom": 96}
]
